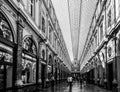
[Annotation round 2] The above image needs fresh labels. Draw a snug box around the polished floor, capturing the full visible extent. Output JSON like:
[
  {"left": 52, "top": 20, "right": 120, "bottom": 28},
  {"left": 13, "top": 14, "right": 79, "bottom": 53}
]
[{"left": 39, "top": 81, "right": 112, "bottom": 92}]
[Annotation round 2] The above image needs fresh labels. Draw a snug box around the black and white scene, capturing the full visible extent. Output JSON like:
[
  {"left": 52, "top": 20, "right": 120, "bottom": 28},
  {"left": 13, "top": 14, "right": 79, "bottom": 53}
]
[{"left": 0, "top": 0, "right": 119, "bottom": 92}]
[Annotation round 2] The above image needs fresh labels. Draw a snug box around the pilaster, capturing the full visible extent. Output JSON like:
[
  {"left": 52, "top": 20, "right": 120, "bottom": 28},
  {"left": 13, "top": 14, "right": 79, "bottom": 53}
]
[
  {"left": 104, "top": 44, "right": 108, "bottom": 88},
  {"left": 45, "top": 46, "right": 49, "bottom": 82},
  {"left": 112, "top": 36, "right": 118, "bottom": 92},
  {"left": 38, "top": 40, "right": 42, "bottom": 83},
  {"left": 15, "top": 17, "right": 24, "bottom": 85}
]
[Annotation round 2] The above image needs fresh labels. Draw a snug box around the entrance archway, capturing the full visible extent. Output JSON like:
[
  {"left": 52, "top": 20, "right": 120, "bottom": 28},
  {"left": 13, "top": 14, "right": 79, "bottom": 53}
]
[
  {"left": 22, "top": 36, "right": 37, "bottom": 84},
  {"left": 0, "top": 12, "right": 15, "bottom": 91}
]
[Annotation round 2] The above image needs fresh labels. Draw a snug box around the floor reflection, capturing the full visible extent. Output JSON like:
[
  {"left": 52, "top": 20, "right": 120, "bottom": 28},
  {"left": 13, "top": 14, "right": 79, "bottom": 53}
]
[{"left": 39, "top": 81, "right": 111, "bottom": 92}]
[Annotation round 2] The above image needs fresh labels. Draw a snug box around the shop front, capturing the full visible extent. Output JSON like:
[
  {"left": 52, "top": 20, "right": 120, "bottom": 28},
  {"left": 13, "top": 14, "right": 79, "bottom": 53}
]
[{"left": 0, "top": 12, "right": 16, "bottom": 92}]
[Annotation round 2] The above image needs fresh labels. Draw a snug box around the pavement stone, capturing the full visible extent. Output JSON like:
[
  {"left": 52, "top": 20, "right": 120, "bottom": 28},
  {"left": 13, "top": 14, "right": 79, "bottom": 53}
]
[{"left": 39, "top": 81, "right": 112, "bottom": 92}]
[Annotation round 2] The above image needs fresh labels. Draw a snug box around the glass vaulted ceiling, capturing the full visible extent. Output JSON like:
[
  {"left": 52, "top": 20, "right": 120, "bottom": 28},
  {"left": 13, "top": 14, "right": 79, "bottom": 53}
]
[{"left": 68, "top": 0, "right": 81, "bottom": 60}]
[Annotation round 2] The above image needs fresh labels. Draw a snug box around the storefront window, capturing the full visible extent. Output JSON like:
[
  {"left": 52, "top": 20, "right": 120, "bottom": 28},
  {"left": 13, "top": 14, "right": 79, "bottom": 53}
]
[
  {"left": 21, "top": 58, "right": 36, "bottom": 84},
  {"left": 48, "top": 66, "right": 52, "bottom": 80},
  {"left": 48, "top": 55, "right": 52, "bottom": 80},
  {"left": 0, "top": 13, "right": 13, "bottom": 89},
  {"left": 0, "top": 43, "right": 13, "bottom": 89},
  {"left": 21, "top": 37, "right": 37, "bottom": 84}
]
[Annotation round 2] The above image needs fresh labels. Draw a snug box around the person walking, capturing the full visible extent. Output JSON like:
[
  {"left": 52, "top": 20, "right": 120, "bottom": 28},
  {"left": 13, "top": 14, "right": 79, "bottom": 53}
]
[
  {"left": 80, "top": 77, "right": 83, "bottom": 88},
  {"left": 67, "top": 76, "right": 73, "bottom": 87}
]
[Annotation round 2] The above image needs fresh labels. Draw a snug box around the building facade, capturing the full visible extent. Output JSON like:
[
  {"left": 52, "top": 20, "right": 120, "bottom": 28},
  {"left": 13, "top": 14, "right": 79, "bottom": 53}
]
[
  {"left": 0, "top": 0, "right": 71, "bottom": 92},
  {"left": 80, "top": 0, "right": 120, "bottom": 91}
]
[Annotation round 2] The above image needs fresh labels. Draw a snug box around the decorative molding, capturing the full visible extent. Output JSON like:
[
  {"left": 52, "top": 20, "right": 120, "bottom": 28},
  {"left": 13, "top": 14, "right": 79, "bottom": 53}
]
[{"left": 3, "top": 4, "right": 17, "bottom": 19}]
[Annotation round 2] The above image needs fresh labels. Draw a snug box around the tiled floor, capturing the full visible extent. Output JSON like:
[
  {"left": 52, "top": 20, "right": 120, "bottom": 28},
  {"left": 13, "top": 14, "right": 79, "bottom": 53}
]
[{"left": 39, "top": 81, "right": 112, "bottom": 92}]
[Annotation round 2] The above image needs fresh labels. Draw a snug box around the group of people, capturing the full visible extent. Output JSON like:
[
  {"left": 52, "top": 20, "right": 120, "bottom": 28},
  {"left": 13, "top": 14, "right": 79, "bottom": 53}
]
[
  {"left": 79, "top": 77, "right": 87, "bottom": 87},
  {"left": 67, "top": 76, "right": 87, "bottom": 88}
]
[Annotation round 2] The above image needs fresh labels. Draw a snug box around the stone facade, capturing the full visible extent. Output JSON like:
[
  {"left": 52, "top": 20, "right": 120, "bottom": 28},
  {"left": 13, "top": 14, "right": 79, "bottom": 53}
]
[
  {"left": 80, "top": 0, "right": 120, "bottom": 91},
  {"left": 0, "top": 0, "right": 71, "bottom": 91}
]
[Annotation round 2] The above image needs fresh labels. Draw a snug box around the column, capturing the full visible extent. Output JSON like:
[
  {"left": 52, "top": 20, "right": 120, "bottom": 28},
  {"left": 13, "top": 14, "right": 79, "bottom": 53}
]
[
  {"left": 104, "top": 43, "right": 108, "bottom": 88},
  {"left": 36, "top": 40, "right": 41, "bottom": 84},
  {"left": 53, "top": 55, "right": 56, "bottom": 80},
  {"left": 15, "top": 18, "right": 24, "bottom": 85},
  {"left": 36, "top": 56, "right": 39, "bottom": 90},
  {"left": 38, "top": 41, "right": 42, "bottom": 83},
  {"left": 45, "top": 46, "right": 49, "bottom": 82},
  {"left": 112, "top": 36, "right": 118, "bottom": 92},
  {"left": 117, "top": 36, "right": 120, "bottom": 92},
  {"left": 51, "top": 54, "right": 55, "bottom": 86}
]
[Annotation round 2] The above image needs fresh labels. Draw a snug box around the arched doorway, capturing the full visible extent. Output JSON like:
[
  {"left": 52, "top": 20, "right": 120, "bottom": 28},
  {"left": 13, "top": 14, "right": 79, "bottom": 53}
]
[{"left": 0, "top": 12, "right": 15, "bottom": 91}]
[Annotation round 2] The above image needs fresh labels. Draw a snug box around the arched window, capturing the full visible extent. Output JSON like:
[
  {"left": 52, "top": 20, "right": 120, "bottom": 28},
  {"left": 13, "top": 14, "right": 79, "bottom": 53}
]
[
  {"left": 23, "top": 37, "right": 37, "bottom": 55},
  {"left": 0, "top": 13, "right": 13, "bottom": 42}
]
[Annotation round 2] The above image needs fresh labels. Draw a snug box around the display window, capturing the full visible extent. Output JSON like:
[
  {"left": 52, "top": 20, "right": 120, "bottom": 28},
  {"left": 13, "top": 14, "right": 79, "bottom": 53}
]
[
  {"left": 0, "top": 13, "right": 14, "bottom": 90},
  {"left": 21, "top": 37, "right": 37, "bottom": 84}
]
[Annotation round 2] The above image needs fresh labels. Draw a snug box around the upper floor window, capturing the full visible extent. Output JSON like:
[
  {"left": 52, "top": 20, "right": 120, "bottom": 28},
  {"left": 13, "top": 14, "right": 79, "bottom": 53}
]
[
  {"left": 100, "top": 22, "right": 103, "bottom": 41},
  {"left": 28, "top": 0, "right": 35, "bottom": 17},
  {"left": 108, "top": 9, "right": 111, "bottom": 28},
  {"left": 49, "top": 23, "right": 52, "bottom": 44},
  {"left": 42, "top": 17, "right": 45, "bottom": 33}
]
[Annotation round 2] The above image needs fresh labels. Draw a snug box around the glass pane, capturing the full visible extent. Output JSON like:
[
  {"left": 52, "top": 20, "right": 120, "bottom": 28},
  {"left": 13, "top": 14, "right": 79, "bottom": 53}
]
[
  {"left": 21, "top": 58, "right": 36, "bottom": 84},
  {"left": 6, "top": 66, "right": 13, "bottom": 88},
  {"left": 0, "top": 43, "right": 13, "bottom": 63},
  {"left": 0, "top": 43, "right": 13, "bottom": 89},
  {"left": 0, "top": 65, "right": 4, "bottom": 89},
  {"left": 48, "top": 66, "right": 52, "bottom": 80}
]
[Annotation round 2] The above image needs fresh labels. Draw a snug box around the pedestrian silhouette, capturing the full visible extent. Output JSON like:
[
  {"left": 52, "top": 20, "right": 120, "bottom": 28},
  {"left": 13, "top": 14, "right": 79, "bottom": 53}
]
[{"left": 80, "top": 77, "right": 83, "bottom": 88}]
